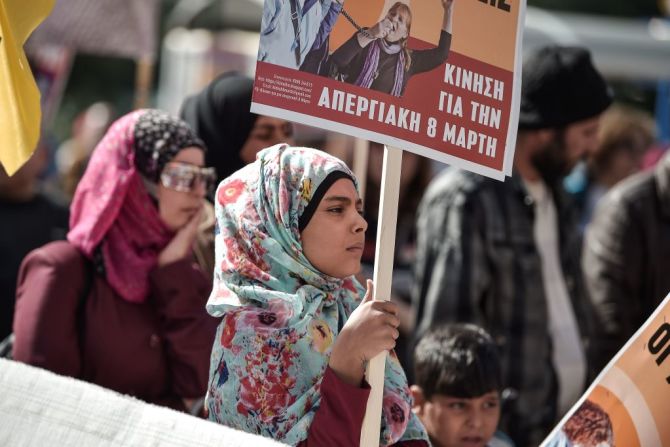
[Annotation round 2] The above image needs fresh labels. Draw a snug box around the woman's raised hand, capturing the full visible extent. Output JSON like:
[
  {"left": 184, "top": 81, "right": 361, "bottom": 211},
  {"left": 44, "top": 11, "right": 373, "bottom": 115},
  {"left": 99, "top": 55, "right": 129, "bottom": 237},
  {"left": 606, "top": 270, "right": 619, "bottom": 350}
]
[
  {"left": 328, "top": 280, "right": 400, "bottom": 386},
  {"left": 442, "top": 0, "right": 455, "bottom": 32},
  {"left": 158, "top": 205, "right": 203, "bottom": 267},
  {"left": 368, "top": 17, "right": 393, "bottom": 40}
]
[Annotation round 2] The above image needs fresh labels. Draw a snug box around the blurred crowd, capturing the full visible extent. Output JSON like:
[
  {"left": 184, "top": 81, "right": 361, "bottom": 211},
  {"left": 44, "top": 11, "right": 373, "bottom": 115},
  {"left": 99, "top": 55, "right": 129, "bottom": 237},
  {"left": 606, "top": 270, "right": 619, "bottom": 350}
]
[{"left": 2, "top": 42, "right": 669, "bottom": 447}]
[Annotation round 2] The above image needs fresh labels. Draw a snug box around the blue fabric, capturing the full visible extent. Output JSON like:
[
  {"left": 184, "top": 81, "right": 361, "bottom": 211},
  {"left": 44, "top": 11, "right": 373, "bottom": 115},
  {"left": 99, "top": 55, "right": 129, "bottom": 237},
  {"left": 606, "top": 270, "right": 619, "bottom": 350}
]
[{"left": 259, "top": 0, "right": 338, "bottom": 69}]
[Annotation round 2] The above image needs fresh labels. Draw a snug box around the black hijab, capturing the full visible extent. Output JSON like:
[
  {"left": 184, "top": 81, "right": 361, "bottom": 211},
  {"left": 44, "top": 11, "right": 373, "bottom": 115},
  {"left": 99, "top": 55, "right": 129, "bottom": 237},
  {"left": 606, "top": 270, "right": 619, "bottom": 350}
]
[{"left": 180, "top": 72, "right": 258, "bottom": 184}]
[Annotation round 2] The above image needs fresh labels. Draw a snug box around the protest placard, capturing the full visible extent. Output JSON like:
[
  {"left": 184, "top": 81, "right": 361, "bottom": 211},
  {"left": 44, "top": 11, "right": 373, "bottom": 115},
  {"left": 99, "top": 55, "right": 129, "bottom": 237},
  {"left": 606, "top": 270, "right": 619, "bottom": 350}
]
[
  {"left": 250, "top": 1, "right": 525, "bottom": 444},
  {"left": 541, "top": 293, "right": 670, "bottom": 447},
  {"left": 251, "top": 0, "right": 525, "bottom": 180}
]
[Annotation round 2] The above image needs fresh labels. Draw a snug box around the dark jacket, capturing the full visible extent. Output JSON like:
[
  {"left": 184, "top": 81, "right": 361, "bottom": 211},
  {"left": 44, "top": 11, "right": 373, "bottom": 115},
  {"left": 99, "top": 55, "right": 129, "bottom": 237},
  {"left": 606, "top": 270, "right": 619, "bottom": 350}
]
[
  {"left": 412, "top": 168, "right": 594, "bottom": 447},
  {"left": 0, "top": 194, "right": 68, "bottom": 338},
  {"left": 331, "top": 30, "right": 451, "bottom": 96},
  {"left": 12, "top": 241, "right": 218, "bottom": 410},
  {"left": 583, "top": 152, "right": 670, "bottom": 372}
]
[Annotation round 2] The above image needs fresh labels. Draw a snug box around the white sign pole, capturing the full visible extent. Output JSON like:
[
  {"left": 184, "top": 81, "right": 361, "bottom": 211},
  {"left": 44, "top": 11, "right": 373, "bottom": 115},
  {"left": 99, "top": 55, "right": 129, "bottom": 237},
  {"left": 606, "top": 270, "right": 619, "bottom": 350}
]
[{"left": 360, "top": 145, "right": 402, "bottom": 447}]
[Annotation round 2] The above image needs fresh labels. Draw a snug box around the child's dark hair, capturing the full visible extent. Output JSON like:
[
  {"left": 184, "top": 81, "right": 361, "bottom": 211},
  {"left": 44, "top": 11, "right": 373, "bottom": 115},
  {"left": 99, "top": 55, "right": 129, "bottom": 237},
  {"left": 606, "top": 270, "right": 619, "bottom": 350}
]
[{"left": 413, "top": 323, "right": 502, "bottom": 400}]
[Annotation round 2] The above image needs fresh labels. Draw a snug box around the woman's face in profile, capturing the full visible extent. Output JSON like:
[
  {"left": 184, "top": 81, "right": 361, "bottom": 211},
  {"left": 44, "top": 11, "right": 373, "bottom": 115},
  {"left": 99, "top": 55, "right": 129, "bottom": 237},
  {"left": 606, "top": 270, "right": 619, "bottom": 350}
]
[
  {"left": 300, "top": 178, "right": 367, "bottom": 278},
  {"left": 239, "top": 116, "right": 295, "bottom": 163},
  {"left": 157, "top": 147, "right": 206, "bottom": 231},
  {"left": 384, "top": 7, "right": 410, "bottom": 43}
]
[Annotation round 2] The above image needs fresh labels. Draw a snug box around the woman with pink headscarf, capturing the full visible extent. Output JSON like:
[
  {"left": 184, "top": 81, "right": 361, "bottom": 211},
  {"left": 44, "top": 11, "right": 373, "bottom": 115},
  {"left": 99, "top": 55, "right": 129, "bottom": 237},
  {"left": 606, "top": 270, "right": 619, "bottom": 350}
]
[{"left": 12, "top": 109, "right": 218, "bottom": 413}]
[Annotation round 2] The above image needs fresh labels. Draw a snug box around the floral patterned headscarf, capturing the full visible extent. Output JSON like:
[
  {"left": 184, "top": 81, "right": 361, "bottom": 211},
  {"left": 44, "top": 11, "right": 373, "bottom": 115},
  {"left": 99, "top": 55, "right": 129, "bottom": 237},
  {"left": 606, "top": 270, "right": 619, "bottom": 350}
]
[{"left": 206, "top": 144, "right": 428, "bottom": 445}]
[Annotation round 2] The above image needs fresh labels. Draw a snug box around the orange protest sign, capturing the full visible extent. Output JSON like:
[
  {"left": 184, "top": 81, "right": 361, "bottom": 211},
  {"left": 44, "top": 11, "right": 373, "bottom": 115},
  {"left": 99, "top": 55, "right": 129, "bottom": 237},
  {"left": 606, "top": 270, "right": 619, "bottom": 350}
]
[{"left": 542, "top": 293, "right": 670, "bottom": 446}]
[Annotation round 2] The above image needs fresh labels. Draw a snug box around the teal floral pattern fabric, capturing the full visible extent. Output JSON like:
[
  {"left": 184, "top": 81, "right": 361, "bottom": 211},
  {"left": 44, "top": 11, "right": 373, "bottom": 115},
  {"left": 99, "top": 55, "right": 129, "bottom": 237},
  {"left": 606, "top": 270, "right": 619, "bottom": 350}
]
[{"left": 206, "top": 144, "right": 427, "bottom": 445}]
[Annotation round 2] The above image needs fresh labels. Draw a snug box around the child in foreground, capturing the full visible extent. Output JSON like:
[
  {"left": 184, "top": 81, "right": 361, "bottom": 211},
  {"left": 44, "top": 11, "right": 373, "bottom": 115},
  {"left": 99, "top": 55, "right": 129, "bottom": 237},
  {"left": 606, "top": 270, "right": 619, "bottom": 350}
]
[{"left": 412, "top": 324, "right": 515, "bottom": 447}]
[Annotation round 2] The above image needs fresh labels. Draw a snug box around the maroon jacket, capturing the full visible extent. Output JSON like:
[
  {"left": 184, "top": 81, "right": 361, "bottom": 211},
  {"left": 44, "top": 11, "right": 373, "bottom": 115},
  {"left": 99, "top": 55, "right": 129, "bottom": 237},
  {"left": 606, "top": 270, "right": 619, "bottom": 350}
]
[
  {"left": 13, "top": 241, "right": 218, "bottom": 411},
  {"left": 299, "top": 367, "right": 427, "bottom": 447}
]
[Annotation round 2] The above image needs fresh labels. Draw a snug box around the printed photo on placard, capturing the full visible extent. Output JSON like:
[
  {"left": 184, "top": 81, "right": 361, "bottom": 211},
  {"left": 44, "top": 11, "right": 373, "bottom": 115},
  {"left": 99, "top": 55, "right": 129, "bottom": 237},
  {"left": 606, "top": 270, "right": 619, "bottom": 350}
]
[
  {"left": 542, "top": 293, "right": 670, "bottom": 447},
  {"left": 252, "top": 0, "right": 525, "bottom": 180}
]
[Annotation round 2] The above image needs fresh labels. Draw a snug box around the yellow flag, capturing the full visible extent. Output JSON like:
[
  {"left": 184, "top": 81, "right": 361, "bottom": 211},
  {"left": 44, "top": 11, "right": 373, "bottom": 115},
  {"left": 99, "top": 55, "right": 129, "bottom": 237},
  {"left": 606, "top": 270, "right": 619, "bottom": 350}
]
[{"left": 0, "top": 0, "right": 55, "bottom": 176}]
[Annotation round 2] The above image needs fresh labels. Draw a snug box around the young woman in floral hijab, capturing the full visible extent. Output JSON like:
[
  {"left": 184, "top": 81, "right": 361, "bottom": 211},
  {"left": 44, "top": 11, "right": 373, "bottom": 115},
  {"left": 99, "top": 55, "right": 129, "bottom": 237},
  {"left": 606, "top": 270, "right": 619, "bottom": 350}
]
[
  {"left": 206, "top": 144, "right": 429, "bottom": 445},
  {"left": 13, "top": 110, "right": 218, "bottom": 412}
]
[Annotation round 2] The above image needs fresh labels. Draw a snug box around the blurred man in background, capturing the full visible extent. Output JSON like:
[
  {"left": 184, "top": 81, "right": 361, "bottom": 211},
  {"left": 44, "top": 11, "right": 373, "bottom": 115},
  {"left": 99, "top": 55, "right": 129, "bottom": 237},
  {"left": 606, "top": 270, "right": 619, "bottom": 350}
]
[
  {"left": 583, "top": 148, "right": 670, "bottom": 373},
  {"left": 564, "top": 104, "right": 655, "bottom": 231},
  {"left": 412, "top": 46, "right": 612, "bottom": 446}
]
